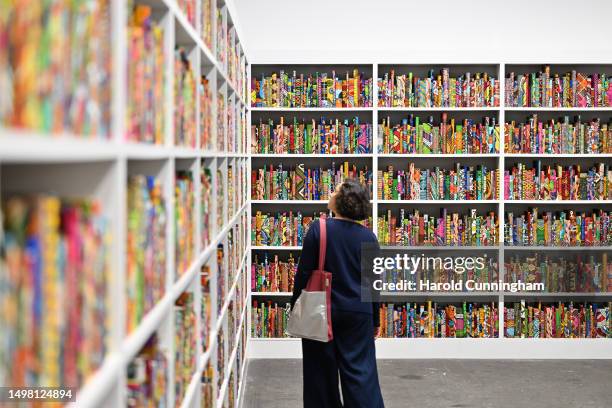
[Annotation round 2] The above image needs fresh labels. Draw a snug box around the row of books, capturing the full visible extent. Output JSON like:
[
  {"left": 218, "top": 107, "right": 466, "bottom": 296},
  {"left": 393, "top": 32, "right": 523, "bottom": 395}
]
[
  {"left": 250, "top": 70, "right": 374, "bottom": 108},
  {"left": 201, "top": 266, "right": 212, "bottom": 353},
  {"left": 251, "top": 253, "right": 297, "bottom": 293},
  {"left": 251, "top": 163, "right": 373, "bottom": 200},
  {"left": 216, "top": 8, "right": 226, "bottom": 71},
  {"left": 251, "top": 211, "right": 321, "bottom": 247},
  {"left": 505, "top": 253, "right": 612, "bottom": 293},
  {"left": 201, "top": 361, "right": 214, "bottom": 408},
  {"left": 174, "top": 292, "right": 197, "bottom": 405},
  {"left": 202, "top": 167, "right": 213, "bottom": 248},
  {"left": 251, "top": 117, "right": 373, "bottom": 154},
  {"left": 217, "top": 92, "right": 225, "bottom": 151},
  {"left": 216, "top": 328, "right": 225, "bottom": 389},
  {"left": 505, "top": 67, "right": 612, "bottom": 107},
  {"left": 175, "top": 171, "right": 195, "bottom": 275},
  {"left": 378, "top": 164, "right": 499, "bottom": 201},
  {"left": 127, "top": 175, "right": 167, "bottom": 333},
  {"left": 175, "top": 47, "right": 197, "bottom": 147},
  {"left": 216, "top": 168, "right": 225, "bottom": 229},
  {"left": 200, "top": 75, "right": 213, "bottom": 150},
  {"left": 1, "top": 195, "right": 110, "bottom": 388},
  {"left": 504, "top": 209, "right": 612, "bottom": 247},
  {"left": 378, "top": 302, "right": 498, "bottom": 338},
  {"left": 127, "top": 334, "right": 167, "bottom": 407},
  {"left": 505, "top": 301, "right": 611, "bottom": 338},
  {"left": 177, "top": 0, "right": 196, "bottom": 27},
  {"left": 504, "top": 162, "right": 612, "bottom": 201},
  {"left": 377, "top": 209, "right": 499, "bottom": 247},
  {"left": 127, "top": 5, "right": 164, "bottom": 144},
  {"left": 378, "top": 115, "right": 500, "bottom": 154},
  {"left": 217, "top": 245, "right": 226, "bottom": 314},
  {"left": 504, "top": 116, "right": 612, "bottom": 154},
  {"left": 377, "top": 69, "right": 500, "bottom": 108},
  {"left": 0, "top": 0, "right": 111, "bottom": 137},
  {"left": 251, "top": 301, "right": 290, "bottom": 338},
  {"left": 202, "top": 0, "right": 213, "bottom": 50}
]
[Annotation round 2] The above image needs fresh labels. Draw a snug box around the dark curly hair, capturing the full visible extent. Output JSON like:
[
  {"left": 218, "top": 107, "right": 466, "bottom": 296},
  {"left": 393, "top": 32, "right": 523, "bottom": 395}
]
[{"left": 334, "top": 179, "right": 371, "bottom": 220}]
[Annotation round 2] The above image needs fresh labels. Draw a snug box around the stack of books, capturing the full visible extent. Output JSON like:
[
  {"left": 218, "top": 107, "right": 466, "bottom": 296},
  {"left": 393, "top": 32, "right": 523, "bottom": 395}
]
[
  {"left": 378, "top": 163, "right": 498, "bottom": 200},
  {"left": 378, "top": 68, "right": 499, "bottom": 107},
  {"left": 127, "top": 5, "right": 164, "bottom": 144},
  {"left": 252, "top": 253, "right": 297, "bottom": 292},
  {"left": 175, "top": 171, "right": 195, "bottom": 275},
  {"left": 378, "top": 302, "right": 499, "bottom": 338},
  {"left": 504, "top": 162, "right": 611, "bottom": 200},
  {"left": 0, "top": 0, "right": 111, "bottom": 137},
  {"left": 378, "top": 115, "right": 499, "bottom": 154},
  {"left": 127, "top": 175, "right": 167, "bottom": 332},
  {"left": 505, "top": 66, "right": 612, "bottom": 107},
  {"left": 251, "top": 162, "right": 373, "bottom": 200},
  {"left": 251, "top": 301, "right": 290, "bottom": 338},
  {"left": 377, "top": 209, "right": 499, "bottom": 246},
  {"left": 504, "top": 209, "right": 612, "bottom": 246},
  {"left": 2, "top": 195, "right": 110, "bottom": 388},
  {"left": 127, "top": 334, "right": 168, "bottom": 407},
  {"left": 504, "top": 115, "right": 612, "bottom": 154},
  {"left": 251, "top": 117, "right": 373, "bottom": 154},
  {"left": 251, "top": 69, "right": 373, "bottom": 108},
  {"left": 174, "top": 47, "right": 196, "bottom": 147},
  {"left": 505, "top": 253, "right": 612, "bottom": 293},
  {"left": 504, "top": 301, "right": 611, "bottom": 338}
]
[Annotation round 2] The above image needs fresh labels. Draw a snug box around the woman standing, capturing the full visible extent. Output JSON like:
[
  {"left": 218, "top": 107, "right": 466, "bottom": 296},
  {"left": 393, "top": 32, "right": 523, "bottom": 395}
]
[{"left": 290, "top": 179, "right": 385, "bottom": 408}]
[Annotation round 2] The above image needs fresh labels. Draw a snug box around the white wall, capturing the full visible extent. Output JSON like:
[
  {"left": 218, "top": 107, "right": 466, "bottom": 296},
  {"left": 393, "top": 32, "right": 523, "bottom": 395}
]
[{"left": 233, "top": 0, "right": 612, "bottom": 63}]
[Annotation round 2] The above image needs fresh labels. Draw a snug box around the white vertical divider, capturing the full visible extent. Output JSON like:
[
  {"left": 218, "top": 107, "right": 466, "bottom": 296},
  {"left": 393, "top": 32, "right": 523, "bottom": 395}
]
[
  {"left": 498, "top": 62, "right": 506, "bottom": 339},
  {"left": 110, "top": 0, "right": 127, "bottom": 405},
  {"left": 244, "top": 61, "right": 252, "bottom": 396}
]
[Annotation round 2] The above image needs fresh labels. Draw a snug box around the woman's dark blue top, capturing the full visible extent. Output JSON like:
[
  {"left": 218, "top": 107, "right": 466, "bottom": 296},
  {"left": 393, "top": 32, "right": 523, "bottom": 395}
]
[{"left": 290, "top": 218, "right": 380, "bottom": 327}]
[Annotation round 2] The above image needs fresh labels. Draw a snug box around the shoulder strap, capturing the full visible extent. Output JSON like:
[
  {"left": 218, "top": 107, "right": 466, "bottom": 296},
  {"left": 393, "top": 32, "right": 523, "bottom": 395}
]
[{"left": 318, "top": 215, "right": 327, "bottom": 271}]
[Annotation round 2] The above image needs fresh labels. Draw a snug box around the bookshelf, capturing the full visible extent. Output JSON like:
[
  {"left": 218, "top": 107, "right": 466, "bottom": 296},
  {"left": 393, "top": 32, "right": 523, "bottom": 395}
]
[
  {"left": 0, "top": 1, "right": 248, "bottom": 407},
  {"left": 248, "top": 62, "right": 612, "bottom": 359}
]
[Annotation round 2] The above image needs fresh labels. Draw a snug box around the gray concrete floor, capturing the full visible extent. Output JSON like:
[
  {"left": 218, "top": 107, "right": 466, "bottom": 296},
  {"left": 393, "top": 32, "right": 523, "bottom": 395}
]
[{"left": 240, "top": 359, "right": 612, "bottom": 408}]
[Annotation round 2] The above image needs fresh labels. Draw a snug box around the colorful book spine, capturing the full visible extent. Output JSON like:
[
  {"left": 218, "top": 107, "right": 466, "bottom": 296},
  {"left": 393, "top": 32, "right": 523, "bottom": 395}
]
[
  {"left": 217, "top": 168, "right": 225, "bottom": 230},
  {"left": 0, "top": 0, "right": 111, "bottom": 137},
  {"left": 201, "top": 361, "right": 214, "bottom": 408},
  {"left": 505, "top": 161, "right": 611, "bottom": 201},
  {"left": 200, "top": 75, "right": 213, "bottom": 150},
  {"left": 379, "top": 115, "right": 499, "bottom": 154},
  {"left": 175, "top": 170, "right": 195, "bottom": 275},
  {"left": 504, "top": 209, "right": 612, "bottom": 247},
  {"left": 505, "top": 301, "right": 612, "bottom": 338},
  {"left": 217, "top": 92, "right": 226, "bottom": 151},
  {"left": 505, "top": 116, "right": 612, "bottom": 154},
  {"left": 174, "top": 47, "right": 196, "bottom": 147},
  {"left": 506, "top": 66, "right": 612, "bottom": 107},
  {"left": 174, "top": 292, "right": 196, "bottom": 404},
  {"left": 201, "top": 167, "right": 213, "bottom": 248},
  {"left": 505, "top": 253, "right": 612, "bottom": 293},
  {"left": 377, "top": 302, "right": 499, "bottom": 338},
  {"left": 251, "top": 162, "right": 373, "bottom": 200},
  {"left": 126, "top": 334, "right": 168, "bottom": 408},
  {"left": 202, "top": 0, "right": 213, "bottom": 50},
  {"left": 251, "top": 70, "right": 373, "bottom": 108},
  {"left": 127, "top": 5, "right": 164, "bottom": 144},
  {"left": 1, "top": 195, "right": 110, "bottom": 388},
  {"left": 378, "top": 69, "right": 499, "bottom": 107},
  {"left": 216, "top": 8, "right": 226, "bottom": 68},
  {"left": 251, "top": 211, "right": 321, "bottom": 247},
  {"left": 252, "top": 253, "right": 297, "bottom": 292},
  {"left": 251, "top": 301, "right": 291, "bottom": 338},
  {"left": 377, "top": 209, "right": 498, "bottom": 246},
  {"left": 217, "top": 244, "right": 226, "bottom": 313},
  {"left": 378, "top": 163, "right": 498, "bottom": 200},
  {"left": 251, "top": 117, "right": 373, "bottom": 154},
  {"left": 201, "top": 266, "right": 212, "bottom": 352},
  {"left": 177, "top": 0, "right": 196, "bottom": 27},
  {"left": 127, "top": 175, "right": 167, "bottom": 333}
]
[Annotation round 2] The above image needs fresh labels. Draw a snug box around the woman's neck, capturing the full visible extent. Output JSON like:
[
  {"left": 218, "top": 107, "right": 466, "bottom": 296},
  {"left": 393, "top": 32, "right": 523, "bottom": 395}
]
[{"left": 333, "top": 214, "right": 359, "bottom": 223}]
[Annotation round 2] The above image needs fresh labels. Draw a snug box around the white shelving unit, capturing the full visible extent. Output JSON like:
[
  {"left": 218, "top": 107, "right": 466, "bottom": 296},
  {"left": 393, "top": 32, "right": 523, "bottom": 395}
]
[
  {"left": 247, "top": 62, "right": 612, "bottom": 359},
  {"left": 0, "top": 0, "right": 249, "bottom": 407}
]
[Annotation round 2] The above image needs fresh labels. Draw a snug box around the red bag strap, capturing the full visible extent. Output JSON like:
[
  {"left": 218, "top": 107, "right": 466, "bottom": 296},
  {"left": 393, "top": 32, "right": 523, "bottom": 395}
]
[{"left": 318, "top": 215, "right": 327, "bottom": 271}]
